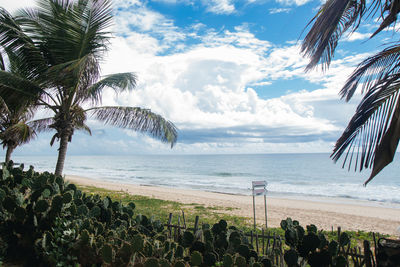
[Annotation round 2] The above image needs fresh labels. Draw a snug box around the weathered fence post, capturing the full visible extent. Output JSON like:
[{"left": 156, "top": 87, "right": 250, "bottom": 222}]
[
  {"left": 167, "top": 213, "right": 173, "bottom": 238},
  {"left": 194, "top": 215, "right": 199, "bottom": 233},
  {"left": 364, "top": 240, "right": 372, "bottom": 267}
]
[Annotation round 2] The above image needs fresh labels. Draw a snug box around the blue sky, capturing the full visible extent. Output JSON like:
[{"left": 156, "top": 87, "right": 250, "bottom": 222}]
[{"left": 0, "top": 0, "right": 393, "bottom": 156}]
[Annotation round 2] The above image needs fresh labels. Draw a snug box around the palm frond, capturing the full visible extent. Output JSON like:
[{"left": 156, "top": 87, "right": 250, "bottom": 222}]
[
  {"left": 46, "top": 54, "right": 100, "bottom": 94},
  {"left": 1, "top": 122, "right": 36, "bottom": 145},
  {"left": 75, "top": 123, "right": 92, "bottom": 135},
  {"left": 370, "top": 0, "right": 400, "bottom": 38},
  {"left": 23, "top": 0, "right": 112, "bottom": 65},
  {"left": 0, "top": 8, "right": 44, "bottom": 76},
  {"left": 364, "top": 96, "right": 400, "bottom": 184},
  {"left": 88, "top": 106, "right": 178, "bottom": 147},
  {"left": 331, "top": 77, "right": 400, "bottom": 184},
  {"left": 301, "top": 0, "right": 366, "bottom": 70},
  {"left": 0, "top": 51, "right": 4, "bottom": 70},
  {"left": 79, "top": 72, "right": 137, "bottom": 104},
  {"left": 0, "top": 96, "right": 10, "bottom": 115},
  {"left": 0, "top": 70, "right": 43, "bottom": 108},
  {"left": 28, "top": 117, "right": 54, "bottom": 133},
  {"left": 341, "top": 45, "right": 400, "bottom": 101}
]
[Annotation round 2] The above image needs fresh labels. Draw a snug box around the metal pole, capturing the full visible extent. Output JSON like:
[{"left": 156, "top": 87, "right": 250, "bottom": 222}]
[
  {"left": 252, "top": 186, "right": 256, "bottom": 230},
  {"left": 264, "top": 185, "right": 267, "bottom": 229}
]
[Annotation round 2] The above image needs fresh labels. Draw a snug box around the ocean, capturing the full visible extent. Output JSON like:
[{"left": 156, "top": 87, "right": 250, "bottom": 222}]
[{"left": 11, "top": 153, "right": 400, "bottom": 206}]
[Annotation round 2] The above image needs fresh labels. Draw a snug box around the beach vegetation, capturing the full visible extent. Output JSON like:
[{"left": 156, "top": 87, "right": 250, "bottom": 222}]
[
  {"left": 0, "top": 164, "right": 385, "bottom": 266},
  {"left": 79, "top": 184, "right": 384, "bottom": 247},
  {"left": 78, "top": 185, "right": 250, "bottom": 231},
  {"left": 302, "top": 0, "right": 400, "bottom": 184},
  {"left": 0, "top": 0, "right": 177, "bottom": 176}
]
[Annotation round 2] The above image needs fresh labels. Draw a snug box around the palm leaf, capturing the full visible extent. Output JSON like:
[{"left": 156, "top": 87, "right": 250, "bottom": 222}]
[
  {"left": 370, "top": 0, "right": 400, "bottom": 38},
  {"left": 87, "top": 106, "right": 178, "bottom": 147},
  {"left": 23, "top": 0, "right": 112, "bottom": 64},
  {"left": 79, "top": 72, "right": 137, "bottom": 104},
  {"left": 28, "top": 117, "right": 54, "bottom": 133},
  {"left": 0, "top": 8, "right": 45, "bottom": 76},
  {"left": 0, "top": 70, "right": 43, "bottom": 107},
  {"left": 331, "top": 77, "right": 400, "bottom": 184},
  {"left": 75, "top": 122, "right": 92, "bottom": 135},
  {"left": 45, "top": 54, "right": 100, "bottom": 94},
  {"left": 341, "top": 45, "right": 400, "bottom": 101},
  {"left": 364, "top": 96, "right": 400, "bottom": 184},
  {"left": 1, "top": 122, "right": 35, "bottom": 146},
  {"left": 301, "top": 0, "right": 367, "bottom": 70}
]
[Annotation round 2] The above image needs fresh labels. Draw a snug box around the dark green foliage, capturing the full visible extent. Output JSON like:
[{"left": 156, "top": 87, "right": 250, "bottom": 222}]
[
  {"left": 0, "top": 165, "right": 361, "bottom": 266},
  {"left": 182, "top": 231, "right": 195, "bottom": 247},
  {"left": 235, "top": 255, "right": 247, "bottom": 267},
  {"left": 203, "top": 252, "right": 216, "bottom": 266},
  {"left": 284, "top": 249, "right": 298, "bottom": 266},
  {"left": 101, "top": 244, "right": 113, "bottom": 264},
  {"left": 174, "top": 245, "right": 184, "bottom": 258},
  {"left": 144, "top": 257, "right": 159, "bottom": 267},
  {"left": 223, "top": 254, "right": 233, "bottom": 267},
  {"left": 34, "top": 199, "right": 49, "bottom": 213},
  {"left": 0, "top": 165, "right": 167, "bottom": 266},
  {"left": 339, "top": 232, "right": 350, "bottom": 246},
  {"left": 281, "top": 217, "right": 350, "bottom": 267},
  {"left": 190, "top": 251, "right": 203, "bottom": 266},
  {"left": 174, "top": 260, "right": 186, "bottom": 267}
]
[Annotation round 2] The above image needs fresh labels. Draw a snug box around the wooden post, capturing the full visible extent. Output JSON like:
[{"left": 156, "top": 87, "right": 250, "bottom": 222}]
[
  {"left": 182, "top": 210, "right": 186, "bottom": 229},
  {"left": 255, "top": 232, "right": 259, "bottom": 253},
  {"left": 177, "top": 215, "right": 181, "bottom": 240},
  {"left": 264, "top": 189, "right": 268, "bottom": 229},
  {"left": 364, "top": 240, "right": 372, "bottom": 267},
  {"left": 262, "top": 228, "right": 265, "bottom": 255},
  {"left": 252, "top": 188, "right": 256, "bottom": 230},
  {"left": 194, "top": 216, "right": 199, "bottom": 233},
  {"left": 168, "top": 213, "right": 173, "bottom": 238}
]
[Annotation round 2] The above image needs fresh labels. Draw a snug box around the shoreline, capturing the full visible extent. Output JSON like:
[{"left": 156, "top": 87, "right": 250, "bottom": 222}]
[{"left": 66, "top": 175, "right": 400, "bottom": 236}]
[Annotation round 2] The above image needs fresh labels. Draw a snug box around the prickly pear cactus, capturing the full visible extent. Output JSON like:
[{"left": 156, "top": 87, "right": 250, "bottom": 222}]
[{"left": 190, "top": 251, "right": 203, "bottom": 266}]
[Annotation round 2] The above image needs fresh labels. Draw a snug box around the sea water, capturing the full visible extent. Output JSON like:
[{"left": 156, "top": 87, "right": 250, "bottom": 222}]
[{"left": 11, "top": 153, "right": 400, "bottom": 206}]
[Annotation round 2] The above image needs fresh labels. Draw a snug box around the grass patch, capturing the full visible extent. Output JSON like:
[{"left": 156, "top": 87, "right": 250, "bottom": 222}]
[{"left": 78, "top": 185, "right": 249, "bottom": 230}]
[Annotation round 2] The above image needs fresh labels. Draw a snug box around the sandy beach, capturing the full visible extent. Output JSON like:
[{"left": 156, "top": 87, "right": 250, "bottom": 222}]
[{"left": 66, "top": 175, "right": 400, "bottom": 236}]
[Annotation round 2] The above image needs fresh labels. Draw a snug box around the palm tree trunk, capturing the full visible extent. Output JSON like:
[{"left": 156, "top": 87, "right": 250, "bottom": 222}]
[
  {"left": 5, "top": 146, "right": 14, "bottom": 163},
  {"left": 55, "top": 132, "right": 69, "bottom": 176}
]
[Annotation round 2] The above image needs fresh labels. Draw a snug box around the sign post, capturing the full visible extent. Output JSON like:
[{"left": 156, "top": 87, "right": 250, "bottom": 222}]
[{"left": 252, "top": 180, "right": 268, "bottom": 230}]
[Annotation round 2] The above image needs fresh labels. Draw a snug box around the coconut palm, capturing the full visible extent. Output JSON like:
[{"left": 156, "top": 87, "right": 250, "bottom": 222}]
[
  {"left": 0, "top": 0, "right": 178, "bottom": 176},
  {"left": 301, "top": 0, "right": 400, "bottom": 184},
  {"left": 0, "top": 49, "right": 38, "bottom": 163},
  {"left": 0, "top": 97, "right": 36, "bottom": 163}
]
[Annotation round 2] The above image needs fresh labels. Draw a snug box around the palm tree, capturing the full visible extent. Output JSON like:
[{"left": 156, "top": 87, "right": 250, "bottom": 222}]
[
  {"left": 0, "top": 50, "right": 38, "bottom": 163},
  {"left": 0, "top": 0, "right": 178, "bottom": 176},
  {"left": 0, "top": 97, "right": 36, "bottom": 163},
  {"left": 301, "top": 0, "right": 400, "bottom": 184}
]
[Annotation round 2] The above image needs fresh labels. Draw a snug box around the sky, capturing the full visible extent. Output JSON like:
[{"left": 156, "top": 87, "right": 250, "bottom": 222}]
[{"left": 0, "top": 0, "right": 393, "bottom": 156}]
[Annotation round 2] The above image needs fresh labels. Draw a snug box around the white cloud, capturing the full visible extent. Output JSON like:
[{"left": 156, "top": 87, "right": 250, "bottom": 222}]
[
  {"left": 6, "top": 0, "right": 370, "bottom": 155},
  {"left": 343, "top": 31, "right": 371, "bottom": 42},
  {"left": 269, "top": 8, "right": 292, "bottom": 14},
  {"left": 275, "top": 0, "right": 313, "bottom": 6},
  {"left": 204, "top": 0, "right": 235, "bottom": 14},
  {"left": 113, "top": 1, "right": 185, "bottom": 48},
  {"left": 99, "top": 20, "right": 368, "bottom": 154}
]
